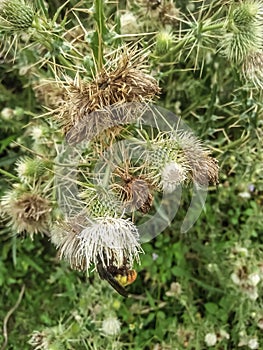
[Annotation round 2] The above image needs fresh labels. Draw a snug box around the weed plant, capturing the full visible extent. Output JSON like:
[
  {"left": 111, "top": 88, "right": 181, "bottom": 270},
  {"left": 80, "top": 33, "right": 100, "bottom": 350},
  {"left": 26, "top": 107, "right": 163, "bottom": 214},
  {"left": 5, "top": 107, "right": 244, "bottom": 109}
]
[{"left": 0, "top": 0, "right": 263, "bottom": 349}]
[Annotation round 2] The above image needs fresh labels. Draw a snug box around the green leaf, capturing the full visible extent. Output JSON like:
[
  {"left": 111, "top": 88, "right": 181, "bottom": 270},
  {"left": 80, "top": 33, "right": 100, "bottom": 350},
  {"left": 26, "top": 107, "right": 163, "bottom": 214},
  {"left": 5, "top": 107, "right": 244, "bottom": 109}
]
[{"left": 205, "top": 302, "right": 219, "bottom": 314}]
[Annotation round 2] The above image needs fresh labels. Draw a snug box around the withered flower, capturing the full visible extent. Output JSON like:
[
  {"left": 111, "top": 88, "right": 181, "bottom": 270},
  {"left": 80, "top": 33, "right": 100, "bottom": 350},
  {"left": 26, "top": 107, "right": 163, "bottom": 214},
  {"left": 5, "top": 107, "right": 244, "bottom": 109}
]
[
  {"left": 55, "top": 49, "right": 160, "bottom": 136},
  {"left": 242, "top": 51, "right": 263, "bottom": 89},
  {"left": 118, "top": 175, "right": 153, "bottom": 214},
  {"left": 1, "top": 188, "right": 51, "bottom": 238},
  {"left": 178, "top": 132, "right": 219, "bottom": 186}
]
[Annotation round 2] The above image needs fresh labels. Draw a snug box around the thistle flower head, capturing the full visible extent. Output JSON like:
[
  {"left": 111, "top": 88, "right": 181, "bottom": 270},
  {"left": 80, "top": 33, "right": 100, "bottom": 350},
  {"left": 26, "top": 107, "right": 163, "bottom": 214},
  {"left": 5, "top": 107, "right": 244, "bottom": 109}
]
[
  {"left": 101, "top": 316, "right": 121, "bottom": 336},
  {"left": 1, "top": 186, "right": 51, "bottom": 238},
  {"left": 34, "top": 80, "right": 67, "bottom": 111},
  {"left": 120, "top": 11, "right": 139, "bottom": 35},
  {"left": 0, "top": 0, "right": 34, "bottom": 31},
  {"left": 28, "top": 328, "right": 64, "bottom": 350},
  {"left": 222, "top": 0, "right": 263, "bottom": 63},
  {"left": 242, "top": 51, "right": 263, "bottom": 89},
  {"left": 15, "top": 156, "right": 51, "bottom": 182},
  {"left": 177, "top": 132, "right": 219, "bottom": 186},
  {"left": 111, "top": 165, "right": 153, "bottom": 214},
  {"left": 119, "top": 176, "right": 153, "bottom": 214},
  {"left": 143, "top": 131, "right": 219, "bottom": 189},
  {"left": 160, "top": 162, "right": 187, "bottom": 193},
  {"left": 155, "top": 30, "right": 174, "bottom": 55},
  {"left": 54, "top": 215, "right": 143, "bottom": 272},
  {"left": 55, "top": 49, "right": 160, "bottom": 135},
  {"left": 144, "top": 133, "right": 189, "bottom": 190}
]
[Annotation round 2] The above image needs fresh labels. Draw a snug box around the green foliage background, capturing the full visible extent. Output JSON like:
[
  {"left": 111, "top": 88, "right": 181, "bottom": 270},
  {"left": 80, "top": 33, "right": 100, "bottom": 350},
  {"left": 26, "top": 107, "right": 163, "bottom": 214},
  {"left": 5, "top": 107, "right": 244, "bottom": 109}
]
[{"left": 0, "top": 0, "right": 263, "bottom": 349}]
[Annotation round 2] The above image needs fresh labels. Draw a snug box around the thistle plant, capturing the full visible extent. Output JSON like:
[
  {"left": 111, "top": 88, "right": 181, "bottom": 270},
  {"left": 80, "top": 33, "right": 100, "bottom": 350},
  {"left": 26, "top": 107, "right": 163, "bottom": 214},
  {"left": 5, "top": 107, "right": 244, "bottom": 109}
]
[
  {"left": 1, "top": 1, "right": 263, "bottom": 348},
  {"left": 1, "top": 184, "right": 52, "bottom": 238}
]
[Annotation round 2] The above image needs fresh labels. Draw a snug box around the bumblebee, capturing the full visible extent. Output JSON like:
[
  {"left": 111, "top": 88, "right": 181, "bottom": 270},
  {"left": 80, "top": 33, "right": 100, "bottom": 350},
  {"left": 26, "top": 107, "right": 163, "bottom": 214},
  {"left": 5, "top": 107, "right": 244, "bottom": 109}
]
[{"left": 97, "top": 260, "right": 137, "bottom": 297}]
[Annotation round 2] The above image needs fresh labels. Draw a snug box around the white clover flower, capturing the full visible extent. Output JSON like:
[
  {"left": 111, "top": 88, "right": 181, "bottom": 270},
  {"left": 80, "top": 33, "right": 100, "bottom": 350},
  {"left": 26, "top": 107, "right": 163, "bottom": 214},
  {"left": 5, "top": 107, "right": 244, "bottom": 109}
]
[
  {"left": 231, "top": 272, "right": 241, "bottom": 285},
  {"left": 101, "top": 316, "right": 121, "bottom": 336},
  {"left": 248, "top": 338, "right": 259, "bottom": 349},
  {"left": 1, "top": 107, "right": 14, "bottom": 120},
  {"left": 245, "top": 287, "right": 259, "bottom": 301},
  {"left": 204, "top": 333, "right": 217, "bottom": 346},
  {"left": 238, "top": 191, "right": 251, "bottom": 199},
  {"left": 248, "top": 272, "right": 261, "bottom": 286},
  {"left": 160, "top": 162, "right": 187, "bottom": 193}
]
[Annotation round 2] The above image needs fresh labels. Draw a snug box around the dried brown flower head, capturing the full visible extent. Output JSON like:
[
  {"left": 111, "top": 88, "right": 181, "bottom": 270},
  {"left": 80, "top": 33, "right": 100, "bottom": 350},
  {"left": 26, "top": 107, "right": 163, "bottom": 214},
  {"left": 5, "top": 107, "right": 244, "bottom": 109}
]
[
  {"left": 1, "top": 190, "right": 51, "bottom": 238},
  {"left": 242, "top": 51, "right": 263, "bottom": 89},
  {"left": 119, "top": 175, "right": 153, "bottom": 214},
  {"left": 34, "top": 80, "right": 67, "bottom": 111},
  {"left": 178, "top": 133, "right": 219, "bottom": 186},
  {"left": 56, "top": 49, "right": 161, "bottom": 135},
  {"left": 159, "top": 1, "right": 180, "bottom": 26}
]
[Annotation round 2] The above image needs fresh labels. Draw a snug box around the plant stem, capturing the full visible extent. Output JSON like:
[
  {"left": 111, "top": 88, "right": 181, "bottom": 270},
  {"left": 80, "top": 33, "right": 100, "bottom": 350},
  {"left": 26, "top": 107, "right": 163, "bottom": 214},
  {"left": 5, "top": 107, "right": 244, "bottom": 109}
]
[{"left": 0, "top": 169, "right": 19, "bottom": 180}]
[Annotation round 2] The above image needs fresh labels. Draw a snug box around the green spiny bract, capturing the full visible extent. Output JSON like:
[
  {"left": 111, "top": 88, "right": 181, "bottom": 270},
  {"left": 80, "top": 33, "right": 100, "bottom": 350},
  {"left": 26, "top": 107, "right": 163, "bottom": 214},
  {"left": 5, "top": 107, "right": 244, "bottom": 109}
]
[
  {"left": 0, "top": 0, "right": 34, "bottom": 31},
  {"left": 222, "top": 0, "right": 263, "bottom": 64}
]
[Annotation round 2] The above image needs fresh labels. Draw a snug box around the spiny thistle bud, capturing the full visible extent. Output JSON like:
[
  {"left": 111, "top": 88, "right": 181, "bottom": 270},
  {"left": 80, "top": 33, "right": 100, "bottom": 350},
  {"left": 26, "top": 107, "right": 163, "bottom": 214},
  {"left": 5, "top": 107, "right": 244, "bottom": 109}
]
[
  {"left": 155, "top": 30, "right": 174, "bottom": 55},
  {"left": 53, "top": 215, "right": 143, "bottom": 272},
  {"left": 144, "top": 131, "right": 219, "bottom": 190},
  {"left": 0, "top": 0, "right": 34, "bottom": 31},
  {"left": 242, "top": 51, "right": 263, "bottom": 89},
  {"left": 145, "top": 136, "right": 189, "bottom": 192},
  {"left": 222, "top": 0, "right": 263, "bottom": 63},
  {"left": 1, "top": 185, "right": 51, "bottom": 238},
  {"left": 15, "top": 156, "right": 51, "bottom": 182},
  {"left": 231, "top": 0, "right": 263, "bottom": 29},
  {"left": 79, "top": 188, "right": 120, "bottom": 218}
]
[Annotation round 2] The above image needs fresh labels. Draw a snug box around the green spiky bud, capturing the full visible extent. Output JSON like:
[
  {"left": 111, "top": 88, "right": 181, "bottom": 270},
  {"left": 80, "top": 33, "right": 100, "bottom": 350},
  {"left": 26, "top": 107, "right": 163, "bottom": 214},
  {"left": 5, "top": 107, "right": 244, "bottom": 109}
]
[
  {"left": 222, "top": 0, "right": 263, "bottom": 63},
  {"left": 146, "top": 137, "right": 188, "bottom": 192},
  {"left": 15, "top": 157, "right": 51, "bottom": 181},
  {"left": 155, "top": 30, "right": 174, "bottom": 55},
  {"left": 0, "top": 0, "right": 34, "bottom": 31},
  {"left": 231, "top": 1, "right": 262, "bottom": 30}
]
